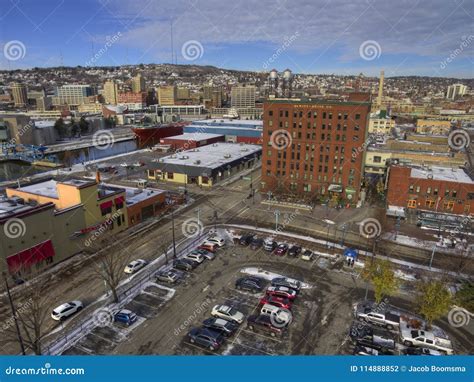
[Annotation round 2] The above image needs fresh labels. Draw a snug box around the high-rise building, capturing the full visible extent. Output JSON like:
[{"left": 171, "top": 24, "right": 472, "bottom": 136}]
[
  {"left": 261, "top": 98, "right": 371, "bottom": 204},
  {"left": 131, "top": 74, "right": 146, "bottom": 93},
  {"left": 55, "top": 85, "right": 93, "bottom": 106},
  {"left": 203, "top": 86, "right": 223, "bottom": 108},
  {"left": 376, "top": 70, "right": 384, "bottom": 109},
  {"left": 158, "top": 85, "right": 177, "bottom": 106},
  {"left": 446, "top": 84, "right": 467, "bottom": 100},
  {"left": 11, "top": 83, "right": 28, "bottom": 107},
  {"left": 231, "top": 85, "right": 256, "bottom": 108},
  {"left": 104, "top": 80, "right": 119, "bottom": 105},
  {"left": 177, "top": 87, "right": 190, "bottom": 100}
]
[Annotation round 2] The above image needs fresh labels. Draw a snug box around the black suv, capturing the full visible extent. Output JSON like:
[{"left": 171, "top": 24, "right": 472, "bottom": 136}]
[
  {"left": 287, "top": 245, "right": 302, "bottom": 257},
  {"left": 235, "top": 276, "right": 266, "bottom": 293},
  {"left": 239, "top": 233, "right": 255, "bottom": 246},
  {"left": 173, "top": 258, "right": 198, "bottom": 271},
  {"left": 202, "top": 317, "right": 238, "bottom": 337},
  {"left": 246, "top": 314, "right": 284, "bottom": 337},
  {"left": 249, "top": 237, "right": 263, "bottom": 250}
]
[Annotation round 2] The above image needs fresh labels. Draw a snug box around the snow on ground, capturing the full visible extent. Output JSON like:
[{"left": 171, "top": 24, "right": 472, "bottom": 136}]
[{"left": 240, "top": 267, "right": 311, "bottom": 289}]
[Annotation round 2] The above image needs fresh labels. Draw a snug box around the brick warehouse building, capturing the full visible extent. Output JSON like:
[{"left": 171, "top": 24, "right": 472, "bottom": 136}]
[
  {"left": 261, "top": 98, "right": 371, "bottom": 205},
  {"left": 387, "top": 165, "right": 474, "bottom": 215}
]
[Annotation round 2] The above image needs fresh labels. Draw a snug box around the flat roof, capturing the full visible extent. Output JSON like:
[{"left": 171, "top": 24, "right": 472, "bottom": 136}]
[
  {"left": 0, "top": 197, "right": 38, "bottom": 218},
  {"left": 103, "top": 184, "right": 166, "bottom": 206},
  {"left": 18, "top": 179, "right": 59, "bottom": 198},
  {"left": 265, "top": 98, "right": 371, "bottom": 106},
  {"left": 162, "top": 132, "right": 223, "bottom": 141},
  {"left": 410, "top": 166, "right": 473, "bottom": 184},
  {"left": 156, "top": 142, "right": 261, "bottom": 170}
]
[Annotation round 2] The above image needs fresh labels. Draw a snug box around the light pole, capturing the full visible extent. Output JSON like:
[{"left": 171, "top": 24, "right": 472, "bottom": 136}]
[
  {"left": 3, "top": 272, "right": 26, "bottom": 355},
  {"left": 171, "top": 209, "right": 177, "bottom": 259},
  {"left": 429, "top": 244, "right": 436, "bottom": 269},
  {"left": 274, "top": 210, "right": 280, "bottom": 232}
]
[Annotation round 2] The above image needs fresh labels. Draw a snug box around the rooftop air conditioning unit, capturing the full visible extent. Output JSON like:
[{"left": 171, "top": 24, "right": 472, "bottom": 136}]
[
  {"left": 224, "top": 154, "right": 231, "bottom": 159},
  {"left": 180, "top": 155, "right": 189, "bottom": 160},
  {"left": 194, "top": 160, "right": 201, "bottom": 165}
]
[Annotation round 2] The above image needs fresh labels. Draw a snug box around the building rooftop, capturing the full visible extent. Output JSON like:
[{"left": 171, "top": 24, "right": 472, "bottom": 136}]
[
  {"left": 189, "top": 119, "right": 263, "bottom": 130},
  {"left": 410, "top": 166, "right": 473, "bottom": 184},
  {"left": 265, "top": 98, "right": 371, "bottom": 106},
  {"left": 103, "top": 184, "right": 166, "bottom": 206},
  {"left": 0, "top": 196, "right": 40, "bottom": 219},
  {"left": 18, "top": 179, "right": 59, "bottom": 198},
  {"left": 156, "top": 142, "right": 261, "bottom": 170},
  {"left": 163, "top": 132, "right": 224, "bottom": 141}
]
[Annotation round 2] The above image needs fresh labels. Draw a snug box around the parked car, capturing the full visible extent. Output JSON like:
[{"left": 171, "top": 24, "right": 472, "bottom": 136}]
[
  {"left": 403, "top": 347, "right": 443, "bottom": 356},
  {"left": 193, "top": 249, "right": 215, "bottom": 260},
  {"left": 239, "top": 233, "right": 255, "bottom": 246},
  {"left": 124, "top": 259, "right": 148, "bottom": 274},
  {"left": 211, "top": 305, "right": 244, "bottom": 324},
  {"left": 266, "top": 286, "right": 297, "bottom": 301},
  {"left": 173, "top": 258, "right": 197, "bottom": 271},
  {"left": 399, "top": 329, "right": 453, "bottom": 355},
  {"left": 114, "top": 309, "right": 137, "bottom": 326},
  {"left": 353, "top": 344, "right": 380, "bottom": 355},
  {"left": 247, "top": 314, "right": 284, "bottom": 337},
  {"left": 184, "top": 252, "right": 205, "bottom": 264},
  {"left": 187, "top": 327, "right": 224, "bottom": 351},
  {"left": 51, "top": 301, "right": 83, "bottom": 321},
  {"left": 273, "top": 243, "right": 289, "bottom": 256},
  {"left": 249, "top": 237, "right": 263, "bottom": 250},
  {"left": 260, "top": 295, "right": 292, "bottom": 310},
  {"left": 206, "top": 236, "right": 225, "bottom": 247},
  {"left": 202, "top": 317, "right": 238, "bottom": 337},
  {"left": 271, "top": 277, "right": 302, "bottom": 292},
  {"left": 263, "top": 238, "right": 277, "bottom": 252},
  {"left": 353, "top": 301, "right": 400, "bottom": 330},
  {"left": 301, "top": 250, "right": 314, "bottom": 261},
  {"left": 287, "top": 245, "right": 301, "bottom": 257},
  {"left": 235, "top": 276, "right": 266, "bottom": 293},
  {"left": 156, "top": 269, "right": 181, "bottom": 284},
  {"left": 198, "top": 243, "right": 217, "bottom": 253}
]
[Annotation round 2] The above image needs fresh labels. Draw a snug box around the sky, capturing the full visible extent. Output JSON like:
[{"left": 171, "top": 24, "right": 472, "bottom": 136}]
[{"left": 0, "top": 0, "right": 473, "bottom": 78}]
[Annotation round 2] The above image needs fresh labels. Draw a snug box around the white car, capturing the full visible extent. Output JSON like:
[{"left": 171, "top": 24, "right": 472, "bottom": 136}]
[
  {"left": 301, "top": 250, "right": 314, "bottom": 261},
  {"left": 211, "top": 304, "right": 244, "bottom": 324},
  {"left": 184, "top": 252, "right": 205, "bottom": 264},
  {"left": 51, "top": 301, "right": 83, "bottom": 321},
  {"left": 124, "top": 259, "right": 148, "bottom": 274},
  {"left": 205, "top": 237, "right": 225, "bottom": 247}
]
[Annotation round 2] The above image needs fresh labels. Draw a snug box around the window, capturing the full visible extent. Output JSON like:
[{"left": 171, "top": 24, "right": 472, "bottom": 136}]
[
  {"left": 445, "top": 189, "right": 450, "bottom": 197},
  {"left": 443, "top": 201, "right": 454, "bottom": 211},
  {"left": 416, "top": 186, "right": 420, "bottom": 193},
  {"left": 407, "top": 200, "right": 417, "bottom": 208},
  {"left": 425, "top": 199, "right": 436, "bottom": 208},
  {"left": 373, "top": 156, "right": 381, "bottom": 163},
  {"left": 269, "top": 110, "right": 273, "bottom": 116},
  {"left": 409, "top": 185, "right": 414, "bottom": 193},
  {"left": 433, "top": 188, "right": 438, "bottom": 196},
  {"left": 452, "top": 190, "right": 457, "bottom": 198},
  {"left": 167, "top": 172, "right": 174, "bottom": 179},
  {"left": 355, "top": 114, "right": 361, "bottom": 120},
  {"left": 426, "top": 187, "right": 431, "bottom": 194}
]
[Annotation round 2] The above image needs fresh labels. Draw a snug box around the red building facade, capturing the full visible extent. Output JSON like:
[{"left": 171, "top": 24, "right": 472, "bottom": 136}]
[
  {"left": 261, "top": 99, "right": 371, "bottom": 204},
  {"left": 387, "top": 166, "right": 474, "bottom": 215}
]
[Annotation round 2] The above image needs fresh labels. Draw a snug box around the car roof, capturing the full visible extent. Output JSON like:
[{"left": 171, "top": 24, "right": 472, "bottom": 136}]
[
  {"left": 118, "top": 309, "right": 133, "bottom": 315},
  {"left": 218, "top": 305, "right": 231, "bottom": 313},
  {"left": 55, "top": 302, "right": 73, "bottom": 311},
  {"left": 214, "top": 318, "right": 229, "bottom": 326}
]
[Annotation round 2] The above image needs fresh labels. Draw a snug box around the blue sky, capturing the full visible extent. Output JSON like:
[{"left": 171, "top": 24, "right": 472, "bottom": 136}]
[{"left": 0, "top": 0, "right": 473, "bottom": 77}]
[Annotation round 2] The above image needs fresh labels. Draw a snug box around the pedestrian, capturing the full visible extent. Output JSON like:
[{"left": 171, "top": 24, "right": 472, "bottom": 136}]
[
  {"left": 347, "top": 256, "right": 351, "bottom": 266},
  {"left": 351, "top": 258, "right": 355, "bottom": 268}
]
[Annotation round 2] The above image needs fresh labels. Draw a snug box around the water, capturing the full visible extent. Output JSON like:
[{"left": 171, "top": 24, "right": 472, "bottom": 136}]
[{"left": 0, "top": 161, "right": 47, "bottom": 182}]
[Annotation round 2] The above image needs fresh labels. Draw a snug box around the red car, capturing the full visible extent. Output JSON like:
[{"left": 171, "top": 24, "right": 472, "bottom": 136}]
[
  {"left": 273, "top": 243, "right": 288, "bottom": 256},
  {"left": 198, "top": 243, "right": 217, "bottom": 253},
  {"left": 260, "top": 295, "right": 292, "bottom": 310},
  {"left": 266, "top": 286, "right": 297, "bottom": 301}
]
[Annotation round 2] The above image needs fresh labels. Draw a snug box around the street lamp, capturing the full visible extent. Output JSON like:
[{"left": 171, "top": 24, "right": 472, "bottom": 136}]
[
  {"left": 274, "top": 210, "right": 280, "bottom": 232},
  {"left": 171, "top": 208, "right": 177, "bottom": 259}
]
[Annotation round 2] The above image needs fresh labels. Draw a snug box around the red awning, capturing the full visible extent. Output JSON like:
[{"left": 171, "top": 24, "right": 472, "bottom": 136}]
[
  {"left": 6, "top": 240, "right": 55, "bottom": 273},
  {"left": 100, "top": 200, "right": 113, "bottom": 209},
  {"left": 115, "top": 196, "right": 125, "bottom": 204}
]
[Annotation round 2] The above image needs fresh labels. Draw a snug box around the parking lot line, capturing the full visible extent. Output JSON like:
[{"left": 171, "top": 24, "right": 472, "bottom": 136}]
[
  {"left": 129, "top": 299, "right": 160, "bottom": 311},
  {"left": 240, "top": 328, "right": 283, "bottom": 343},
  {"left": 182, "top": 341, "right": 218, "bottom": 355},
  {"left": 227, "top": 339, "right": 277, "bottom": 356},
  {"left": 70, "top": 344, "right": 94, "bottom": 355},
  {"left": 89, "top": 332, "right": 118, "bottom": 345}
]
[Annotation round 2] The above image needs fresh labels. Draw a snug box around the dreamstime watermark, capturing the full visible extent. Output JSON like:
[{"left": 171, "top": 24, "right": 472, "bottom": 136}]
[
  {"left": 359, "top": 218, "right": 382, "bottom": 239},
  {"left": 92, "top": 130, "right": 115, "bottom": 151},
  {"left": 352, "top": 136, "right": 374, "bottom": 160},
  {"left": 92, "top": 307, "right": 115, "bottom": 327},
  {"left": 447, "top": 306, "right": 473, "bottom": 328},
  {"left": 181, "top": 218, "right": 204, "bottom": 238},
  {"left": 359, "top": 40, "right": 381, "bottom": 61},
  {"left": 440, "top": 35, "right": 474, "bottom": 70},
  {"left": 3, "top": 218, "right": 26, "bottom": 239},
  {"left": 3, "top": 40, "right": 26, "bottom": 61},
  {"left": 448, "top": 129, "right": 471, "bottom": 151},
  {"left": 270, "top": 129, "right": 292, "bottom": 150},
  {"left": 269, "top": 307, "right": 293, "bottom": 328},
  {"left": 174, "top": 298, "right": 212, "bottom": 336},
  {"left": 262, "top": 31, "right": 300, "bottom": 69},
  {"left": 85, "top": 32, "right": 122, "bottom": 67},
  {"left": 351, "top": 298, "right": 389, "bottom": 337},
  {"left": 84, "top": 212, "right": 122, "bottom": 247},
  {"left": 5, "top": 363, "right": 85, "bottom": 376},
  {"left": 181, "top": 40, "right": 204, "bottom": 61},
  {"left": 1, "top": 298, "right": 33, "bottom": 333}
]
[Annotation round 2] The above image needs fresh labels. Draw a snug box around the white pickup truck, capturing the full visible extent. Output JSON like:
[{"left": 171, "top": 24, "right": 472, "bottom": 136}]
[
  {"left": 353, "top": 302, "right": 400, "bottom": 330},
  {"left": 400, "top": 329, "right": 454, "bottom": 355}
]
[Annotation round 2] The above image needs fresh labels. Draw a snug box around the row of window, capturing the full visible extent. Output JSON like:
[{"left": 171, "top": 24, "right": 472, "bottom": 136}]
[
  {"left": 270, "top": 120, "right": 361, "bottom": 132},
  {"left": 409, "top": 185, "right": 459, "bottom": 198},
  {"left": 407, "top": 199, "right": 456, "bottom": 211},
  {"left": 268, "top": 130, "right": 360, "bottom": 143},
  {"left": 269, "top": 110, "right": 361, "bottom": 120}
]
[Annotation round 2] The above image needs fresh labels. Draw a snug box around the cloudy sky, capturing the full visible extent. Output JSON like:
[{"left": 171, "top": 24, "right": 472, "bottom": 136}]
[{"left": 0, "top": 0, "right": 473, "bottom": 77}]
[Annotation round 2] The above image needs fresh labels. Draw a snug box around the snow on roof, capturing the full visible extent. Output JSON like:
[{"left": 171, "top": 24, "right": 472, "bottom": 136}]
[
  {"left": 102, "top": 183, "right": 166, "bottom": 206},
  {"left": 19, "top": 180, "right": 59, "bottom": 198},
  {"left": 411, "top": 166, "right": 473, "bottom": 184},
  {"left": 163, "top": 132, "right": 223, "bottom": 141}
]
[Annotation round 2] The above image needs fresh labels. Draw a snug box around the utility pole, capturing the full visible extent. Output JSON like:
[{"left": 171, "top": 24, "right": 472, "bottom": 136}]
[
  {"left": 3, "top": 273, "right": 26, "bottom": 355},
  {"left": 274, "top": 210, "right": 280, "bottom": 232},
  {"left": 429, "top": 245, "right": 436, "bottom": 269},
  {"left": 171, "top": 209, "right": 177, "bottom": 259}
]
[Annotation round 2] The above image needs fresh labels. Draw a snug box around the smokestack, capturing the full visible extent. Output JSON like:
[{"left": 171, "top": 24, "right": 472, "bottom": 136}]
[{"left": 377, "top": 70, "right": 384, "bottom": 109}]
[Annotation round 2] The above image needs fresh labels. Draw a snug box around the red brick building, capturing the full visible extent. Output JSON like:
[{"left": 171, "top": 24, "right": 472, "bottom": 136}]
[
  {"left": 261, "top": 98, "right": 371, "bottom": 204},
  {"left": 159, "top": 133, "right": 224, "bottom": 150},
  {"left": 117, "top": 91, "right": 147, "bottom": 104},
  {"left": 387, "top": 165, "right": 474, "bottom": 215}
]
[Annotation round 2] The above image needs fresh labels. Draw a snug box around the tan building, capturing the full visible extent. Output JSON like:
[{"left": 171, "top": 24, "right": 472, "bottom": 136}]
[
  {"left": 177, "top": 87, "right": 190, "bottom": 100},
  {"left": 104, "top": 80, "right": 119, "bottom": 105},
  {"left": 416, "top": 119, "right": 451, "bottom": 135},
  {"left": 11, "top": 83, "right": 28, "bottom": 107},
  {"left": 0, "top": 113, "right": 35, "bottom": 144},
  {"left": 231, "top": 85, "right": 256, "bottom": 108},
  {"left": 368, "top": 117, "right": 395, "bottom": 134},
  {"left": 132, "top": 73, "right": 146, "bottom": 93},
  {"left": 158, "top": 85, "right": 177, "bottom": 106},
  {"left": 77, "top": 103, "right": 103, "bottom": 113}
]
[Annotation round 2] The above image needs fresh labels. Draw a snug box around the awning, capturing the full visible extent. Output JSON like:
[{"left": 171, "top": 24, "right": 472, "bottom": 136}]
[
  {"left": 328, "top": 184, "right": 343, "bottom": 193},
  {"left": 343, "top": 248, "right": 358, "bottom": 259},
  {"left": 115, "top": 196, "right": 125, "bottom": 204},
  {"left": 6, "top": 240, "right": 55, "bottom": 273},
  {"left": 100, "top": 200, "right": 113, "bottom": 209},
  {"left": 387, "top": 205, "right": 406, "bottom": 218}
]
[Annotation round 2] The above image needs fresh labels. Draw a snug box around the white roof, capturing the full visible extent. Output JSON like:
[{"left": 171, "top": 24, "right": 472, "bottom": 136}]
[
  {"left": 410, "top": 166, "right": 473, "bottom": 184},
  {"left": 163, "top": 132, "right": 224, "bottom": 141}
]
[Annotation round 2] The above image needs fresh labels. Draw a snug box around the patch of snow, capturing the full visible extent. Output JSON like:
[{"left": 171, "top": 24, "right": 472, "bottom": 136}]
[{"left": 240, "top": 267, "right": 311, "bottom": 289}]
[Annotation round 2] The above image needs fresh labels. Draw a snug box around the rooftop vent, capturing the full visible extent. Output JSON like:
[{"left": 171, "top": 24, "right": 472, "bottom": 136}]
[
  {"left": 194, "top": 160, "right": 201, "bottom": 165},
  {"left": 224, "top": 154, "right": 231, "bottom": 159},
  {"left": 180, "top": 155, "right": 189, "bottom": 160}
]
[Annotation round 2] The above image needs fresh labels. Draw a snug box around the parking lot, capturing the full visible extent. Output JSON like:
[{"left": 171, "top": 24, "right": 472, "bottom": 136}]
[{"left": 58, "top": 229, "right": 471, "bottom": 356}]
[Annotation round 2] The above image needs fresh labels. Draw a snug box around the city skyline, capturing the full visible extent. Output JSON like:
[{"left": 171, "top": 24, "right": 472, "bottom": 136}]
[{"left": 0, "top": 0, "right": 473, "bottom": 78}]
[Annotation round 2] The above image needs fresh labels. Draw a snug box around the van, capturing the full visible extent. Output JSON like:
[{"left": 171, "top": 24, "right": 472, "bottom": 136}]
[
  {"left": 185, "top": 252, "right": 205, "bottom": 264},
  {"left": 260, "top": 303, "right": 282, "bottom": 317},
  {"left": 198, "top": 243, "right": 217, "bottom": 253}
]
